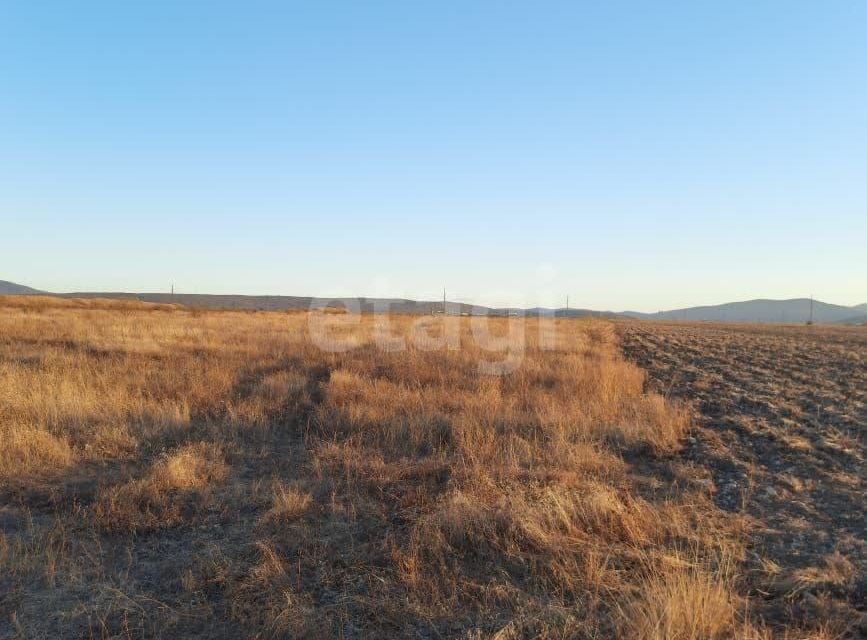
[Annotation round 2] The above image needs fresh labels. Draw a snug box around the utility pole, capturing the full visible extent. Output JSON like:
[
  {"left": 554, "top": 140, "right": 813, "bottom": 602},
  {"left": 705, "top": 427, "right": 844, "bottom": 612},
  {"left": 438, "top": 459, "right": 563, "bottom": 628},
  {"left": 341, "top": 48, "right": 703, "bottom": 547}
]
[
  {"left": 443, "top": 287, "right": 447, "bottom": 316},
  {"left": 171, "top": 282, "right": 174, "bottom": 296},
  {"left": 808, "top": 294, "right": 814, "bottom": 325}
]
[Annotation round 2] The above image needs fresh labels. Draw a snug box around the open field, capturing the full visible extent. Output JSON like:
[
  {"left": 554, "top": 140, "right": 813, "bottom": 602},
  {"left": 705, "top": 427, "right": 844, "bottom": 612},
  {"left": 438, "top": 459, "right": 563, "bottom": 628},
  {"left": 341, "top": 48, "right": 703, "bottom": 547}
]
[
  {"left": 0, "top": 297, "right": 861, "bottom": 638},
  {"left": 620, "top": 321, "right": 866, "bottom": 635}
]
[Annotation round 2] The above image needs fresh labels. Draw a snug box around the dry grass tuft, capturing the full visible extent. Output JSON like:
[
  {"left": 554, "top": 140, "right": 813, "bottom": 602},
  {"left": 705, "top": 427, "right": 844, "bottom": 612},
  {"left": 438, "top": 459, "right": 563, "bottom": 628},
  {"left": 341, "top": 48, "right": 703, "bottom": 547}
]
[
  {"left": 618, "top": 557, "right": 740, "bottom": 640},
  {"left": 259, "top": 481, "right": 312, "bottom": 524},
  {"left": 227, "top": 540, "right": 315, "bottom": 636},
  {"left": 0, "top": 422, "right": 74, "bottom": 475},
  {"left": 92, "top": 442, "right": 226, "bottom": 532}
]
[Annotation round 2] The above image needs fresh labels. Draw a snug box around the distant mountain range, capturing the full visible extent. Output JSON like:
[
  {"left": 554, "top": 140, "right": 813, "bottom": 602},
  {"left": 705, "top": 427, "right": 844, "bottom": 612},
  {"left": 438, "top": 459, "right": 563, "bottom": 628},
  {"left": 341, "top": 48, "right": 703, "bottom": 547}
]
[
  {"left": 0, "top": 280, "right": 42, "bottom": 295},
  {"left": 623, "top": 298, "right": 867, "bottom": 324},
  {"left": 1, "top": 280, "right": 865, "bottom": 324}
]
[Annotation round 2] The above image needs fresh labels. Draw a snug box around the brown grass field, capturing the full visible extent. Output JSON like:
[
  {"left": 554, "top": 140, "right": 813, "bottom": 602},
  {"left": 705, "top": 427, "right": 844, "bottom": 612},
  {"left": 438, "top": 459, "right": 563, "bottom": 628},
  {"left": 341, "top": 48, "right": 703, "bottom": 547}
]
[{"left": 0, "top": 297, "right": 862, "bottom": 638}]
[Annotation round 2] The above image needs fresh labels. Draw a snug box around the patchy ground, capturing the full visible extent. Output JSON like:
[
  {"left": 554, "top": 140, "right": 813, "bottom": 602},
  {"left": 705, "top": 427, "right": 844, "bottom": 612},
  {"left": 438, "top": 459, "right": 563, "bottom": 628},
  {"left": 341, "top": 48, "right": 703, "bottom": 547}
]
[
  {"left": 619, "top": 321, "right": 867, "bottom": 633},
  {"left": 0, "top": 303, "right": 756, "bottom": 639},
  {"left": 2, "top": 299, "right": 863, "bottom": 638}
]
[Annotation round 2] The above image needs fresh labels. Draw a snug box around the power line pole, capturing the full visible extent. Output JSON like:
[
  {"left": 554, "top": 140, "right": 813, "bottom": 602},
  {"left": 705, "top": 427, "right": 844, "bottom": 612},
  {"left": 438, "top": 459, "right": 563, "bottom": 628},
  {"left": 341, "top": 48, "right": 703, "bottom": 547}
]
[
  {"left": 443, "top": 287, "right": 447, "bottom": 316},
  {"left": 809, "top": 294, "right": 814, "bottom": 325}
]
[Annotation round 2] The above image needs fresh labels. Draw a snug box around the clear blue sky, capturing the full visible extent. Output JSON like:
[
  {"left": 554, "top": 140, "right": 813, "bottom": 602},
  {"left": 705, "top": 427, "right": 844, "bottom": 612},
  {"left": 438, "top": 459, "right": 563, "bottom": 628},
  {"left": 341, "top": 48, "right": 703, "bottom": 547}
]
[{"left": 2, "top": 1, "right": 865, "bottom": 311}]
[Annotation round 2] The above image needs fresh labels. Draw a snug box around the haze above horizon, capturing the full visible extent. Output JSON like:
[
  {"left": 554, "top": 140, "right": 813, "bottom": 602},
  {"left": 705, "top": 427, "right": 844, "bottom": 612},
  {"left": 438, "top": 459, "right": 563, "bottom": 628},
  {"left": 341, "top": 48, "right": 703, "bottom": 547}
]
[{"left": 3, "top": 2, "right": 865, "bottom": 313}]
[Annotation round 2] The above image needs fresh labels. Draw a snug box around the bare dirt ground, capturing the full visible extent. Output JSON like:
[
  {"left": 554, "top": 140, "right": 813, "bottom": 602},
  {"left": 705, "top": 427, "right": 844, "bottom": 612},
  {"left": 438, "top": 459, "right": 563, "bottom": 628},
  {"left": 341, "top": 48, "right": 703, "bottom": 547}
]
[{"left": 619, "top": 321, "right": 866, "bottom": 633}]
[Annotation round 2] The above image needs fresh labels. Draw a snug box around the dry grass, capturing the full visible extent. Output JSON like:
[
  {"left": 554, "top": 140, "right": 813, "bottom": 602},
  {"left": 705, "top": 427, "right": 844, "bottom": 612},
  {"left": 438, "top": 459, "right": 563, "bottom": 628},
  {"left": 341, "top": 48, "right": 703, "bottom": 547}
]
[
  {"left": 0, "top": 422, "right": 74, "bottom": 475},
  {"left": 617, "top": 555, "right": 740, "bottom": 640},
  {"left": 93, "top": 442, "right": 227, "bottom": 532},
  {"left": 0, "top": 294, "right": 182, "bottom": 312},
  {"left": 0, "top": 297, "right": 842, "bottom": 638},
  {"left": 259, "top": 481, "right": 312, "bottom": 524}
]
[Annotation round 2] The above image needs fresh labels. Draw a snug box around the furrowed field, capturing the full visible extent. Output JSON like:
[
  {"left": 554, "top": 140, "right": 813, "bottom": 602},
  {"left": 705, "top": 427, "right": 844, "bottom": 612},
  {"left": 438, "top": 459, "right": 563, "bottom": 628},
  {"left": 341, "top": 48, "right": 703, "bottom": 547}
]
[{"left": 0, "top": 297, "right": 860, "bottom": 638}]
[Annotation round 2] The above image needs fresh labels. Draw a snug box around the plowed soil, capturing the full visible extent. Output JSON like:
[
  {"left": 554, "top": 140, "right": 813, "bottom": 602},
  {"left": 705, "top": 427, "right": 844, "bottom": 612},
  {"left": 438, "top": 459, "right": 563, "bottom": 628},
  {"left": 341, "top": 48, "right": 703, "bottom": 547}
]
[{"left": 619, "top": 321, "right": 866, "bottom": 633}]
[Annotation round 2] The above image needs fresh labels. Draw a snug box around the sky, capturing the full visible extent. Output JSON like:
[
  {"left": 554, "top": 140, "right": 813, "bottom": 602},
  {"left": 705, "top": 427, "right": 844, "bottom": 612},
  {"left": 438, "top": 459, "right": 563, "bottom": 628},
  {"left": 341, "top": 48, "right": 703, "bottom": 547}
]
[{"left": 2, "top": 1, "right": 865, "bottom": 312}]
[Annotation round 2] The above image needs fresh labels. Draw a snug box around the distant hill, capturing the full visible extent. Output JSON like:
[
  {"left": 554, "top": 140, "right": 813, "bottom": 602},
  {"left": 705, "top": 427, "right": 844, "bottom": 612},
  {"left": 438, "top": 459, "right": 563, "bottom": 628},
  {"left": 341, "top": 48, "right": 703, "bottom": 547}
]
[
  {"left": 0, "top": 280, "right": 42, "bottom": 295},
  {"left": 59, "top": 292, "right": 621, "bottom": 318},
  {"left": 61, "top": 292, "right": 446, "bottom": 314},
  {"left": 1, "top": 280, "right": 864, "bottom": 323},
  {"left": 0, "top": 281, "right": 624, "bottom": 317},
  {"left": 623, "top": 298, "right": 866, "bottom": 324}
]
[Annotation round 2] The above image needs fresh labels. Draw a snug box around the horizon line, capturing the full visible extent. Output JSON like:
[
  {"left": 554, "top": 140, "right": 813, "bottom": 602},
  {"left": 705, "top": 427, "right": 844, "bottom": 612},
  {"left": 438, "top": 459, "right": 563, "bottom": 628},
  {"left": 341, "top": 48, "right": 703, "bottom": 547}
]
[{"left": 3, "top": 280, "right": 864, "bottom": 315}]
